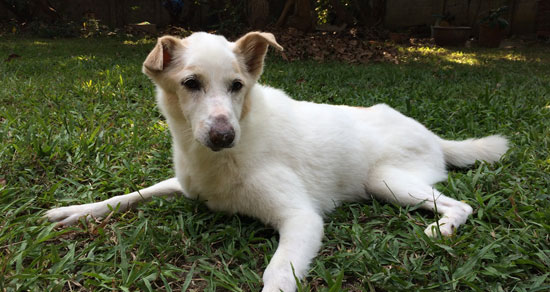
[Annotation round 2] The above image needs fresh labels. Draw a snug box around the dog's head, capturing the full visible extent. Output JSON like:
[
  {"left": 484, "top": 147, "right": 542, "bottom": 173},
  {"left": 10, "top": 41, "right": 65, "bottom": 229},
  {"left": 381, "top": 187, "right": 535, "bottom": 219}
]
[{"left": 142, "top": 32, "right": 283, "bottom": 152}]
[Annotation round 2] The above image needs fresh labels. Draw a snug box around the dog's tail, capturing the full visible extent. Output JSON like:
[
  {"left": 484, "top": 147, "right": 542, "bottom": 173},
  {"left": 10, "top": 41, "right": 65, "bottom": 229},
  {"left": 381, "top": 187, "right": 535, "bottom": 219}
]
[{"left": 440, "top": 135, "right": 509, "bottom": 168}]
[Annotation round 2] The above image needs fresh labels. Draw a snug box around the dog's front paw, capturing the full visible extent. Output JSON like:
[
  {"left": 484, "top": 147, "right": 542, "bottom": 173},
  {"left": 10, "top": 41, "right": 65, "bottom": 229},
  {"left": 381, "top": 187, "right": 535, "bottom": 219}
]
[
  {"left": 45, "top": 202, "right": 110, "bottom": 226},
  {"left": 262, "top": 281, "right": 296, "bottom": 292},
  {"left": 262, "top": 266, "right": 298, "bottom": 292}
]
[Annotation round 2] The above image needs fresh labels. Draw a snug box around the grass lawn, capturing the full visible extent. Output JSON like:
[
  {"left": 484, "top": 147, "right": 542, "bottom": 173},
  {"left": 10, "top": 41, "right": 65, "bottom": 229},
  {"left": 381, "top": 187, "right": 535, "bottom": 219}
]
[{"left": 1, "top": 36, "right": 550, "bottom": 291}]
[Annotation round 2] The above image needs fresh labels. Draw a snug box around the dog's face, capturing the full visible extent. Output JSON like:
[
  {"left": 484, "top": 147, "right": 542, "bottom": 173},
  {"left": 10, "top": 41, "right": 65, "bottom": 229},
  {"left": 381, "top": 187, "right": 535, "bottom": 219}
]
[{"left": 142, "top": 32, "right": 283, "bottom": 152}]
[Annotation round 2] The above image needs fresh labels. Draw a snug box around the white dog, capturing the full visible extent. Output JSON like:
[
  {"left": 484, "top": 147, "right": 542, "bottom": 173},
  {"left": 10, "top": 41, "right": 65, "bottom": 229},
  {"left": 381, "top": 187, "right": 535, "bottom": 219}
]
[{"left": 47, "top": 32, "right": 508, "bottom": 292}]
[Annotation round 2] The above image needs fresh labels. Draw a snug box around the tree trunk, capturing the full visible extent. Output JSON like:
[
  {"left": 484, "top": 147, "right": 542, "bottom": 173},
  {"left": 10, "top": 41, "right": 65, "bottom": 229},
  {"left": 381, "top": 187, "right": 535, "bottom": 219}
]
[
  {"left": 248, "top": 0, "right": 270, "bottom": 29},
  {"left": 276, "top": 0, "right": 295, "bottom": 27},
  {"left": 329, "top": 0, "right": 353, "bottom": 26},
  {"left": 286, "top": 0, "right": 313, "bottom": 31}
]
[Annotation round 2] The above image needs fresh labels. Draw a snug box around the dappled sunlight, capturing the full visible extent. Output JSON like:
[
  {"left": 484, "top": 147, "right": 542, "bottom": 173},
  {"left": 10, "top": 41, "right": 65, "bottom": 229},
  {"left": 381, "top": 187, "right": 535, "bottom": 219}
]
[
  {"left": 443, "top": 51, "right": 479, "bottom": 65},
  {"left": 32, "top": 41, "right": 50, "bottom": 46},
  {"left": 400, "top": 45, "right": 539, "bottom": 66},
  {"left": 123, "top": 38, "right": 155, "bottom": 46},
  {"left": 498, "top": 53, "right": 527, "bottom": 62},
  {"left": 82, "top": 79, "right": 93, "bottom": 88},
  {"left": 476, "top": 50, "right": 531, "bottom": 63},
  {"left": 403, "top": 46, "right": 480, "bottom": 66},
  {"left": 72, "top": 55, "right": 96, "bottom": 62},
  {"left": 407, "top": 46, "right": 448, "bottom": 55},
  {"left": 151, "top": 120, "right": 169, "bottom": 134}
]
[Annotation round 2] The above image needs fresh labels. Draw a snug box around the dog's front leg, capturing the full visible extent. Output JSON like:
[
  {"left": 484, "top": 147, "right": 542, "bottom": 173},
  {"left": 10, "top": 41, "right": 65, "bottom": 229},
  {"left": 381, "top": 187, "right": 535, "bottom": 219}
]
[
  {"left": 262, "top": 210, "right": 324, "bottom": 292},
  {"left": 46, "top": 178, "right": 182, "bottom": 226}
]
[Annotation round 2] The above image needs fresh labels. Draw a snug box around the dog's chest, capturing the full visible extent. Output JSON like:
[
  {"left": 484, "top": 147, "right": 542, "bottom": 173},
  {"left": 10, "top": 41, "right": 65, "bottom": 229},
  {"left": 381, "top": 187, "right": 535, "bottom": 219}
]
[{"left": 177, "top": 152, "right": 247, "bottom": 206}]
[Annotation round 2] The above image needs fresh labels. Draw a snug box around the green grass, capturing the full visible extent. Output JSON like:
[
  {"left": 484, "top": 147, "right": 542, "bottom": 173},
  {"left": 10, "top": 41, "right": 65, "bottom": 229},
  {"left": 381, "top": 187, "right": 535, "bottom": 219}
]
[{"left": 1, "top": 36, "right": 550, "bottom": 291}]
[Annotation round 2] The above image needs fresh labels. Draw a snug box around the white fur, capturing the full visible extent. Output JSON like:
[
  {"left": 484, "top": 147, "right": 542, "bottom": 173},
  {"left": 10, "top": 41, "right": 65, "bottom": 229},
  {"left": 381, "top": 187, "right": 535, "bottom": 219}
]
[{"left": 46, "top": 32, "right": 509, "bottom": 292}]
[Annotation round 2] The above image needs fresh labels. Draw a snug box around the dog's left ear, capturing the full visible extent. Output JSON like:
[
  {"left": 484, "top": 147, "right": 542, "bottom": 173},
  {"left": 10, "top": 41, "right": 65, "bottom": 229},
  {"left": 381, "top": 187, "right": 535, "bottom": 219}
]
[{"left": 234, "top": 32, "right": 283, "bottom": 79}]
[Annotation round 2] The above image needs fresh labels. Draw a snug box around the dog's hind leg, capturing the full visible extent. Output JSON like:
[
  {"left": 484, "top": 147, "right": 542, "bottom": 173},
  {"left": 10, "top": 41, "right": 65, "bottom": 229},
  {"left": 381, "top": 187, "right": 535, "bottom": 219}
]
[
  {"left": 366, "top": 167, "right": 473, "bottom": 237},
  {"left": 46, "top": 178, "right": 183, "bottom": 226}
]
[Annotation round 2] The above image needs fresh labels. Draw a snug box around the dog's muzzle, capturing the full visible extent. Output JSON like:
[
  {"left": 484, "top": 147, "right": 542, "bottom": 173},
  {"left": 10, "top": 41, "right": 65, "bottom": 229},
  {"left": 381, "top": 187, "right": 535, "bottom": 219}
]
[{"left": 207, "top": 116, "right": 235, "bottom": 151}]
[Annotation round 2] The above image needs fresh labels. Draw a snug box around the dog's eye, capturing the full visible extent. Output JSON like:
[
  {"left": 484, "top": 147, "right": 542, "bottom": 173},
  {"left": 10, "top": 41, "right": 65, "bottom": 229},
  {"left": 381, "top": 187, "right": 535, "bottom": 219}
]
[
  {"left": 182, "top": 78, "right": 200, "bottom": 91},
  {"left": 231, "top": 81, "right": 243, "bottom": 92}
]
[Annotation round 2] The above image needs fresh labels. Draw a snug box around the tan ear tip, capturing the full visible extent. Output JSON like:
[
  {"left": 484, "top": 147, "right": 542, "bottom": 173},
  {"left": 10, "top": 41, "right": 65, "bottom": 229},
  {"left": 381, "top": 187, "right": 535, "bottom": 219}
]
[
  {"left": 274, "top": 44, "right": 284, "bottom": 51},
  {"left": 255, "top": 32, "right": 283, "bottom": 51}
]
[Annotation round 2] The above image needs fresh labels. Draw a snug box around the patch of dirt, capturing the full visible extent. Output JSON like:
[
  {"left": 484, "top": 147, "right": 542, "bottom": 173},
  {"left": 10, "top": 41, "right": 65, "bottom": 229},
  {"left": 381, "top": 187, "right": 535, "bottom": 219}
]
[
  {"left": 159, "top": 26, "right": 424, "bottom": 64},
  {"left": 269, "top": 26, "right": 401, "bottom": 64}
]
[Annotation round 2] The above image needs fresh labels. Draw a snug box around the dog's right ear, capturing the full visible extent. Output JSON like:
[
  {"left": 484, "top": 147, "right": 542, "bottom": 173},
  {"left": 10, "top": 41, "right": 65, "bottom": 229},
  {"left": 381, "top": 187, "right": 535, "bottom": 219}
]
[{"left": 142, "top": 36, "right": 183, "bottom": 74}]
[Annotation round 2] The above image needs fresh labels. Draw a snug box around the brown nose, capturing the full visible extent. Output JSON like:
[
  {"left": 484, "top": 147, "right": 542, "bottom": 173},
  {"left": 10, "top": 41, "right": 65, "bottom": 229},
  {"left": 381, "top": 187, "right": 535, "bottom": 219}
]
[{"left": 208, "top": 116, "right": 235, "bottom": 151}]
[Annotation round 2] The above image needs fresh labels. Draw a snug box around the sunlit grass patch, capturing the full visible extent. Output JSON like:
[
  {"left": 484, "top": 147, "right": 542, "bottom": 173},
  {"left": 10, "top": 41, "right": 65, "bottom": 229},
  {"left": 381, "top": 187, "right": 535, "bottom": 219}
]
[
  {"left": 32, "top": 40, "right": 50, "bottom": 46},
  {"left": 400, "top": 46, "right": 479, "bottom": 65},
  {"left": 72, "top": 55, "right": 96, "bottom": 62},
  {"left": 123, "top": 38, "right": 156, "bottom": 46},
  {"left": 151, "top": 120, "right": 169, "bottom": 134},
  {"left": 400, "top": 44, "right": 542, "bottom": 67},
  {"left": 498, "top": 52, "right": 527, "bottom": 62},
  {"left": 443, "top": 50, "right": 479, "bottom": 65}
]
